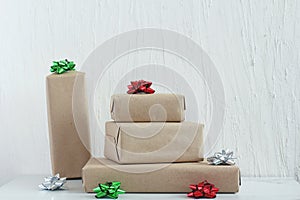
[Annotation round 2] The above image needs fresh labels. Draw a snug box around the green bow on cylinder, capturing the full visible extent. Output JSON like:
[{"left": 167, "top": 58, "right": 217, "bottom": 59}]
[
  {"left": 93, "top": 182, "right": 125, "bottom": 199},
  {"left": 50, "top": 59, "right": 76, "bottom": 74}
]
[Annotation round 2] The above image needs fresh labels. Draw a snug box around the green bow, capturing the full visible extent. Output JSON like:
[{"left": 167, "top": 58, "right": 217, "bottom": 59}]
[
  {"left": 50, "top": 59, "right": 76, "bottom": 74},
  {"left": 93, "top": 182, "right": 125, "bottom": 199}
]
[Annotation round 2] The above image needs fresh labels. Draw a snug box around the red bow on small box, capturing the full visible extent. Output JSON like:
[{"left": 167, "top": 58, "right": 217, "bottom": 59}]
[
  {"left": 187, "top": 180, "right": 219, "bottom": 198},
  {"left": 127, "top": 80, "right": 155, "bottom": 94}
]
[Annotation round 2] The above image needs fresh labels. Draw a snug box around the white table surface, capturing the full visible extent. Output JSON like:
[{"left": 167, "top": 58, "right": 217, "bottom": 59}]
[{"left": 0, "top": 176, "right": 300, "bottom": 200}]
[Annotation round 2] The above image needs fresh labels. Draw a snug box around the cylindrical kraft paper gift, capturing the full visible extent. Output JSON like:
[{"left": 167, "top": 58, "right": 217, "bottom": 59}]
[{"left": 46, "top": 71, "right": 90, "bottom": 178}]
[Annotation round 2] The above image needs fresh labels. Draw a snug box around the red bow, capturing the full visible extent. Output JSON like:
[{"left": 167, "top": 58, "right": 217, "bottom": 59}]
[
  {"left": 127, "top": 80, "right": 155, "bottom": 94},
  {"left": 187, "top": 180, "right": 219, "bottom": 198}
]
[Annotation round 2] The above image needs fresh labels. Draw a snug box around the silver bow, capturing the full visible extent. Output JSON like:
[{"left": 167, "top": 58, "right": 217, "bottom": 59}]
[
  {"left": 207, "top": 149, "right": 236, "bottom": 165},
  {"left": 39, "top": 174, "right": 66, "bottom": 190}
]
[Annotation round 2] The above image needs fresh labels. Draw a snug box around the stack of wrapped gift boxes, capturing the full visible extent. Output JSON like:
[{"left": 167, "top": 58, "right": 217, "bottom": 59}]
[
  {"left": 46, "top": 70, "right": 240, "bottom": 194},
  {"left": 82, "top": 93, "right": 240, "bottom": 193}
]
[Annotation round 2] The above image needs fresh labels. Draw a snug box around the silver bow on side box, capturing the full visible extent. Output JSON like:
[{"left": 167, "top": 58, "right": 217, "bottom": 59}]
[
  {"left": 207, "top": 149, "right": 236, "bottom": 165},
  {"left": 39, "top": 174, "right": 66, "bottom": 191}
]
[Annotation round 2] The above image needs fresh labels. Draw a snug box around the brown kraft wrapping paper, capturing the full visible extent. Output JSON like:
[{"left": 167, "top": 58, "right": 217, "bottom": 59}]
[
  {"left": 104, "top": 121, "right": 204, "bottom": 164},
  {"left": 82, "top": 158, "right": 240, "bottom": 193},
  {"left": 110, "top": 94, "right": 186, "bottom": 122},
  {"left": 46, "top": 71, "right": 91, "bottom": 178}
]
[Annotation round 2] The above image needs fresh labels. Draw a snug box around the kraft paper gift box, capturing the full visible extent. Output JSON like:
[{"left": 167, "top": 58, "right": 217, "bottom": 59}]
[
  {"left": 110, "top": 94, "right": 186, "bottom": 122},
  {"left": 104, "top": 121, "right": 204, "bottom": 164},
  {"left": 82, "top": 158, "right": 240, "bottom": 193},
  {"left": 46, "top": 71, "right": 91, "bottom": 178}
]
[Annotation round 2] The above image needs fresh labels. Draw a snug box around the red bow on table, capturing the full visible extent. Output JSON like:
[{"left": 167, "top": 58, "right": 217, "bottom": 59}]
[
  {"left": 187, "top": 180, "right": 219, "bottom": 198},
  {"left": 127, "top": 80, "right": 155, "bottom": 94}
]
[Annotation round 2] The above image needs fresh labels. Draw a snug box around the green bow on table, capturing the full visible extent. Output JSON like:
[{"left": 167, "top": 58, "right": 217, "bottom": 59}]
[
  {"left": 50, "top": 59, "right": 76, "bottom": 74},
  {"left": 93, "top": 181, "right": 125, "bottom": 199}
]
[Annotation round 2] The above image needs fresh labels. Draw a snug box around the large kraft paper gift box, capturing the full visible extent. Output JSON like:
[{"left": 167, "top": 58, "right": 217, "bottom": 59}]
[
  {"left": 110, "top": 94, "right": 185, "bottom": 122},
  {"left": 104, "top": 121, "right": 204, "bottom": 164},
  {"left": 82, "top": 158, "right": 240, "bottom": 193},
  {"left": 46, "top": 71, "right": 91, "bottom": 178}
]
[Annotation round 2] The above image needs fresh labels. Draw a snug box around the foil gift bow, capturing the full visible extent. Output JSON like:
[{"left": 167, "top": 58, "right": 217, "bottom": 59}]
[
  {"left": 127, "top": 80, "right": 155, "bottom": 94},
  {"left": 93, "top": 181, "right": 125, "bottom": 199},
  {"left": 187, "top": 180, "right": 219, "bottom": 198},
  {"left": 38, "top": 174, "right": 66, "bottom": 191},
  {"left": 50, "top": 59, "right": 76, "bottom": 74},
  {"left": 207, "top": 149, "right": 236, "bottom": 165}
]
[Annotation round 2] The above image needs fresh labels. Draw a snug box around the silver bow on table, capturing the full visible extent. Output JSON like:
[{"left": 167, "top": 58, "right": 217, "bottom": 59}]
[
  {"left": 39, "top": 174, "right": 66, "bottom": 191},
  {"left": 207, "top": 149, "right": 236, "bottom": 165}
]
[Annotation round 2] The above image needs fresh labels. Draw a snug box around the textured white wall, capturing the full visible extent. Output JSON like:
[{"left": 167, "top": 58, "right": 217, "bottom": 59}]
[{"left": 0, "top": 0, "right": 299, "bottom": 186}]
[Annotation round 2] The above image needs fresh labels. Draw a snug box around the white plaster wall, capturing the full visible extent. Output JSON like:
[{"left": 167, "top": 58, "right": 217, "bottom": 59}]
[{"left": 0, "top": 0, "right": 299, "bottom": 185}]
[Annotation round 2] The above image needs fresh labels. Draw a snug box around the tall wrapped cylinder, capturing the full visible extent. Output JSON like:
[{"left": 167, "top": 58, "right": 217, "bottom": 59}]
[{"left": 46, "top": 71, "right": 91, "bottom": 178}]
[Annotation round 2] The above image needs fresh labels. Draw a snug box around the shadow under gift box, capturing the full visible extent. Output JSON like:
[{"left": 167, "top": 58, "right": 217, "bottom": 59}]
[
  {"left": 104, "top": 121, "right": 204, "bottom": 164},
  {"left": 82, "top": 158, "right": 240, "bottom": 193},
  {"left": 110, "top": 94, "right": 186, "bottom": 122},
  {"left": 46, "top": 71, "right": 91, "bottom": 178}
]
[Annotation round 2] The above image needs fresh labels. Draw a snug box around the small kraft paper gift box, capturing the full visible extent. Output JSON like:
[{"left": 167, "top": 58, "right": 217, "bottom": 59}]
[
  {"left": 104, "top": 121, "right": 204, "bottom": 164},
  {"left": 82, "top": 158, "right": 240, "bottom": 193},
  {"left": 46, "top": 71, "right": 90, "bottom": 178},
  {"left": 110, "top": 94, "right": 186, "bottom": 122}
]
